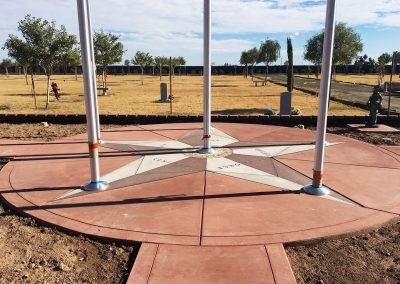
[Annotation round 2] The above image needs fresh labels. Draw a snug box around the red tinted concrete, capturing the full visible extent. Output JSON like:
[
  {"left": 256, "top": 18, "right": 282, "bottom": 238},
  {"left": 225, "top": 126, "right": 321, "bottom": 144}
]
[
  {"left": 1, "top": 123, "right": 399, "bottom": 283},
  {"left": 127, "top": 243, "right": 158, "bottom": 284},
  {"left": 280, "top": 141, "right": 400, "bottom": 169},
  {"left": 278, "top": 158, "right": 400, "bottom": 215},
  {"left": 45, "top": 173, "right": 205, "bottom": 241},
  {"left": 381, "top": 146, "right": 400, "bottom": 157},
  {"left": 347, "top": 124, "right": 400, "bottom": 133},
  {"left": 138, "top": 123, "right": 203, "bottom": 140},
  {"left": 145, "top": 245, "right": 275, "bottom": 284},
  {"left": 266, "top": 244, "right": 297, "bottom": 284}
]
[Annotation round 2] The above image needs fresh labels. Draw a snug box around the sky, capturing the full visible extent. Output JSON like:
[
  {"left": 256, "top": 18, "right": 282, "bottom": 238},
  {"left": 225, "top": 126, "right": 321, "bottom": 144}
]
[{"left": 0, "top": 0, "right": 399, "bottom": 65}]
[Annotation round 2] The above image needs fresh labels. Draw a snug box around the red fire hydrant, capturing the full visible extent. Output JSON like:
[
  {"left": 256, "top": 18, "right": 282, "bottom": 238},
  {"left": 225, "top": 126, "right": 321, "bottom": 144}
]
[{"left": 51, "top": 82, "right": 60, "bottom": 101}]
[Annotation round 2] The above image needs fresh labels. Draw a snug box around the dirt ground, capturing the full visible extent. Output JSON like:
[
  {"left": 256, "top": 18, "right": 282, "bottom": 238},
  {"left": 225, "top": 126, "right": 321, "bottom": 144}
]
[
  {"left": 325, "top": 127, "right": 400, "bottom": 146},
  {"left": 0, "top": 74, "right": 366, "bottom": 116},
  {"left": 0, "top": 123, "right": 399, "bottom": 283},
  {"left": 0, "top": 124, "right": 137, "bottom": 284},
  {"left": 289, "top": 125, "right": 400, "bottom": 283},
  {"left": 0, "top": 199, "right": 136, "bottom": 284},
  {"left": 286, "top": 221, "right": 400, "bottom": 284}
]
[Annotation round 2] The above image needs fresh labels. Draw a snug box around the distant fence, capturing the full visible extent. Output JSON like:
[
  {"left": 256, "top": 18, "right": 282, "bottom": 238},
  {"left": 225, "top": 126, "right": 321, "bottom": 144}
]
[
  {"left": 0, "top": 114, "right": 399, "bottom": 127},
  {"left": 1, "top": 65, "right": 399, "bottom": 76}
]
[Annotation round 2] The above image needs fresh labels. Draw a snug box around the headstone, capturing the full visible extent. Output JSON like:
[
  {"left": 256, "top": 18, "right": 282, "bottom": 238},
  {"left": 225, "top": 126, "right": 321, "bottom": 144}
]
[
  {"left": 280, "top": 92, "right": 292, "bottom": 115},
  {"left": 160, "top": 83, "right": 169, "bottom": 102}
]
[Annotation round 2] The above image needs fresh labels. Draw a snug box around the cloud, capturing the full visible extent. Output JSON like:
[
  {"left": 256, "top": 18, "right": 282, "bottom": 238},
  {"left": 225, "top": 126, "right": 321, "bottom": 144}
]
[{"left": 0, "top": 0, "right": 399, "bottom": 64}]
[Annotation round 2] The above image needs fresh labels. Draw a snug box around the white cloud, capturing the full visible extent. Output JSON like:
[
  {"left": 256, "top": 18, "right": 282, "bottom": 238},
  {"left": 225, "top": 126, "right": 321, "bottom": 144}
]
[{"left": 0, "top": 0, "right": 399, "bottom": 64}]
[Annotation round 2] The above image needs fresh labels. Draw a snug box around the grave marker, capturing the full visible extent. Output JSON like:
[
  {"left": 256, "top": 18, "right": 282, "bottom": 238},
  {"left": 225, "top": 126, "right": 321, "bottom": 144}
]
[
  {"left": 160, "top": 83, "right": 170, "bottom": 102},
  {"left": 280, "top": 92, "right": 292, "bottom": 115}
]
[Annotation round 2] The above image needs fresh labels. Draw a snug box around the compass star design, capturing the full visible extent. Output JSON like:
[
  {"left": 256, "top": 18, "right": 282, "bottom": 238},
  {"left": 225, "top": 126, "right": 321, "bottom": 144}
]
[{"left": 59, "top": 127, "right": 355, "bottom": 206}]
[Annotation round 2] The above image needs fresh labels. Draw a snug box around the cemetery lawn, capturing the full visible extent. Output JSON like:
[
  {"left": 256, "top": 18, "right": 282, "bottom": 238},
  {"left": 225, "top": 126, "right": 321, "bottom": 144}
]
[
  {"left": 0, "top": 123, "right": 398, "bottom": 283},
  {"left": 297, "top": 73, "right": 400, "bottom": 86},
  {"left": 0, "top": 74, "right": 367, "bottom": 115}
]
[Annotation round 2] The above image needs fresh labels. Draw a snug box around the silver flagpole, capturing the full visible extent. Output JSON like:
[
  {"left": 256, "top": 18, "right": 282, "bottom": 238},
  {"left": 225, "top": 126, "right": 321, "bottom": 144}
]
[
  {"left": 199, "top": 0, "right": 214, "bottom": 154},
  {"left": 85, "top": 0, "right": 101, "bottom": 141},
  {"left": 304, "top": 0, "right": 336, "bottom": 196},
  {"left": 77, "top": 0, "right": 108, "bottom": 191}
]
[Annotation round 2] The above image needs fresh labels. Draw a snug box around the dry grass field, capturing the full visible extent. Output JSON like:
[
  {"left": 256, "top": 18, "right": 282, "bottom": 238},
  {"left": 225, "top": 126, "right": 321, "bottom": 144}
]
[
  {"left": 0, "top": 74, "right": 366, "bottom": 115},
  {"left": 334, "top": 74, "right": 400, "bottom": 85},
  {"left": 298, "top": 73, "right": 400, "bottom": 86}
]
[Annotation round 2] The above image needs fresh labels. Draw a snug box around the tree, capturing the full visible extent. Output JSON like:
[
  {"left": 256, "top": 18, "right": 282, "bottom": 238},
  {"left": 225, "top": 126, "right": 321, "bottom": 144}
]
[
  {"left": 354, "top": 55, "right": 365, "bottom": 74},
  {"left": 132, "top": 51, "right": 153, "bottom": 85},
  {"left": 304, "top": 33, "right": 324, "bottom": 78},
  {"left": 60, "top": 47, "right": 80, "bottom": 80},
  {"left": 34, "top": 19, "right": 78, "bottom": 109},
  {"left": 287, "top": 38, "right": 294, "bottom": 93},
  {"left": 239, "top": 50, "right": 251, "bottom": 78},
  {"left": 304, "top": 22, "right": 363, "bottom": 79},
  {"left": 177, "top": 56, "right": 186, "bottom": 76},
  {"left": 247, "top": 47, "right": 259, "bottom": 80},
  {"left": 3, "top": 33, "right": 37, "bottom": 106},
  {"left": 3, "top": 15, "right": 78, "bottom": 109},
  {"left": 332, "top": 23, "right": 363, "bottom": 78},
  {"left": 391, "top": 51, "right": 400, "bottom": 77},
  {"left": 124, "top": 59, "right": 130, "bottom": 66},
  {"left": 1, "top": 58, "right": 13, "bottom": 77},
  {"left": 169, "top": 57, "right": 181, "bottom": 76},
  {"left": 354, "top": 54, "right": 376, "bottom": 74},
  {"left": 377, "top": 52, "right": 392, "bottom": 84},
  {"left": 94, "top": 31, "right": 124, "bottom": 89},
  {"left": 3, "top": 35, "right": 32, "bottom": 85},
  {"left": 154, "top": 56, "right": 168, "bottom": 81},
  {"left": 258, "top": 39, "right": 281, "bottom": 82}
]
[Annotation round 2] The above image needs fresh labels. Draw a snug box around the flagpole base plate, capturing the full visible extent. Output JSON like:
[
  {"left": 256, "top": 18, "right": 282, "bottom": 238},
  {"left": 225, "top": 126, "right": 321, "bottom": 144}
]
[
  {"left": 83, "top": 181, "right": 109, "bottom": 191},
  {"left": 198, "top": 147, "right": 215, "bottom": 154},
  {"left": 303, "top": 184, "right": 330, "bottom": 196}
]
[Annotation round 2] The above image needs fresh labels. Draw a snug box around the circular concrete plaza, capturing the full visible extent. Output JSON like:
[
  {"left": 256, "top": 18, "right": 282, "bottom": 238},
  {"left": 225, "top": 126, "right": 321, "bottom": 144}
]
[{"left": 0, "top": 123, "right": 399, "bottom": 246}]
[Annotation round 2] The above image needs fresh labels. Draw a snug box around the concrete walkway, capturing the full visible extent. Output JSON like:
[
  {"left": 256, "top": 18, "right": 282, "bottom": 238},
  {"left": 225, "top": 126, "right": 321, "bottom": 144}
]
[{"left": 1, "top": 123, "right": 399, "bottom": 283}]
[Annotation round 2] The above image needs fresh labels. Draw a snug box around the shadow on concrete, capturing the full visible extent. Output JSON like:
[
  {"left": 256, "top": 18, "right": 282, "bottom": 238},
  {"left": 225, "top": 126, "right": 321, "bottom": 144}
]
[{"left": 16, "top": 189, "right": 304, "bottom": 211}]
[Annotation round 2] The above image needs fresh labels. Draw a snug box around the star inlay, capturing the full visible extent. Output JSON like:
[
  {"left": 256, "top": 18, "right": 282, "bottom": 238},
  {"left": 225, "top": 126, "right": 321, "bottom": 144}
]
[{"left": 58, "top": 127, "right": 356, "bottom": 206}]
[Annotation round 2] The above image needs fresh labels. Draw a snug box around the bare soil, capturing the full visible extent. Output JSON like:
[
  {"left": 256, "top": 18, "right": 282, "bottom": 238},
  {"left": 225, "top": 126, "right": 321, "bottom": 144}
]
[
  {"left": 0, "top": 123, "right": 399, "bottom": 283},
  {"left": 0, "top": 123, "right": 136, "bottom": 284},
  {"left": 326, "top": 126, "right": 400, "bottom": 146},
  {"left": 287, "top": 221, "right": 400, "bottom": 284},
  {"left": 289, "top": 126, "right": 400, "bottom": 283}
]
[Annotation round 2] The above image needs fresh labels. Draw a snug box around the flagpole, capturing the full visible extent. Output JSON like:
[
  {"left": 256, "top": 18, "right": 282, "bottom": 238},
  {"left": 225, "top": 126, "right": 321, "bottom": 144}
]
[
  {"left": 77, "top": 0, "right": 108, "bottom": 191},
  {"left": 84, "top": 0, "right": 101, "bottom": 141},
  {"left": 199, "top": 0, "right": 214, "bottom": 154},
  {"left": 304, "top": 0, "right": 336, "bottom": 196}
]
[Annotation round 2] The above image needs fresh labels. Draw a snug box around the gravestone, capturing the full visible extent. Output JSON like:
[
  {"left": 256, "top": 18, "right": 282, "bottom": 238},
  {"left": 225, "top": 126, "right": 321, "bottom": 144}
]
[
  {"left": 280, "top": 92, "right": 292, "bottom": 115},
  {"left": 160, "top": 83, "right": 170, "bottom": 102}
]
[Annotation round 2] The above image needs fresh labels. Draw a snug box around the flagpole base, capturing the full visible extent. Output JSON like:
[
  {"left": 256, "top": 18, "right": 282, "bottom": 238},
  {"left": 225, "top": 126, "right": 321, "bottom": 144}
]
[
  {"left": 303, "top": 184, "right": 330, "bottom": 196},
  {"left": 83, "top": 180, "right": 109, "bottom": 191},
  {"left": 198, "top": 147, "right": 215, "bottom": 154}
]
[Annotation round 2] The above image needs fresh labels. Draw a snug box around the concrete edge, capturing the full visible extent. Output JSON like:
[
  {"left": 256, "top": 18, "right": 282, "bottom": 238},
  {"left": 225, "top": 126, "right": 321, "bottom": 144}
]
[
  {"left": 266, "top": 243, "right": 297, "bottom": 284},
  {"left": 0, "top": 113, "right": 399, "bottom": 127}
]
